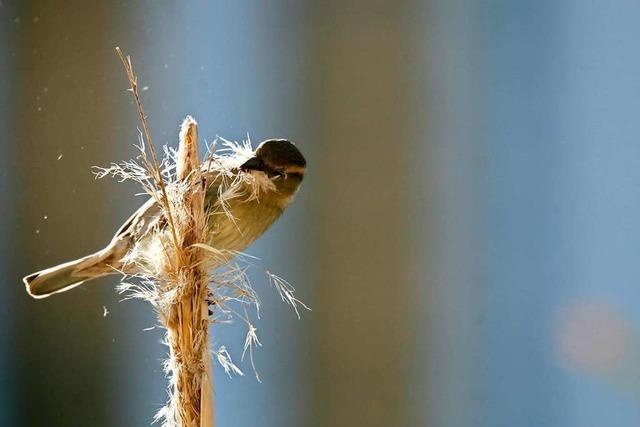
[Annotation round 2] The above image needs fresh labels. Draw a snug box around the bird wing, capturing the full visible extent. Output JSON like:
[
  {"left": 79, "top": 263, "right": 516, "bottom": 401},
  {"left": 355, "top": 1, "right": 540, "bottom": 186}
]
[
  {"left": 110, "top": 174, "right": 227, "bottom": 242},
  {"left": 106, "top": 170, "right": 237, "bottom": 265},
  {"left": 112, "top": 197, "right": 163, "bottom": 241}
]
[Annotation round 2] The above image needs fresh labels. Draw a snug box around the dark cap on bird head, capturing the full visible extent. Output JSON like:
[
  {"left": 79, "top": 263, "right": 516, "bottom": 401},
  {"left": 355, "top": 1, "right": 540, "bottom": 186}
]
[
  {"left": 241, "top": 139, "right": 306, "bottom": 175},
  {"left": 256, "top": 139, "right": 306, "bottom": 168}
]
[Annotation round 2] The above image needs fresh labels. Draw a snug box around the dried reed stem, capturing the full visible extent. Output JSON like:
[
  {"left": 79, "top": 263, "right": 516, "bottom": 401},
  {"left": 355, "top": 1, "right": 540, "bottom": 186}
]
[
  {"left": 165, "top": 117, "right": 214, "bottom": 427},
  {"left": 115, "top": 47, "right": 214, "bottom": 427},
  {"left": 115, "top": 47, "right": 181, "bottom": 258}
]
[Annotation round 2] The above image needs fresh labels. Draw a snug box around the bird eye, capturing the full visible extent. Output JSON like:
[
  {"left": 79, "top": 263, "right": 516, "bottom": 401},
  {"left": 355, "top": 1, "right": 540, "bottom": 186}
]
[{"left": 268, "top": 168, "right": 286, "bottom": 179}]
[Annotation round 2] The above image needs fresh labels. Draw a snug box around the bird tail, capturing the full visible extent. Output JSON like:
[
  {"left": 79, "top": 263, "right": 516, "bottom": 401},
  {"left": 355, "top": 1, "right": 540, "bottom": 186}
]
[{"left": 23, "top": 252, "right": 111, "bottom": 299}]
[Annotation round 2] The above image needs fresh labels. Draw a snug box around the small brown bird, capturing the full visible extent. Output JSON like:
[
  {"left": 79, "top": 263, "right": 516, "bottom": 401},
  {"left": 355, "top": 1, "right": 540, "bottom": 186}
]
[{"left": 23, "top": 139, "right": 306, "bottom": 298}]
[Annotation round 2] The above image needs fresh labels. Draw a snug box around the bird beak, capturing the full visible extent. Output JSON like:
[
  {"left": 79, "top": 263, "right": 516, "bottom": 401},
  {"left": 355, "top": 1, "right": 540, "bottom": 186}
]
[{"left": 240, "top": 156, "right": 264, "bottom": 172}]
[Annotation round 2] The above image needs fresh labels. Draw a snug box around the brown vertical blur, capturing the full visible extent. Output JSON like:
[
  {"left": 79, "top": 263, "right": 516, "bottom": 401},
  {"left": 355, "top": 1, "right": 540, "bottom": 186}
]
[
  {"left": 14, "top": 2, "right": 117, "bottom": 425},
  {"left": 312, "top": 2, "right": 412, "bottom": 426}
]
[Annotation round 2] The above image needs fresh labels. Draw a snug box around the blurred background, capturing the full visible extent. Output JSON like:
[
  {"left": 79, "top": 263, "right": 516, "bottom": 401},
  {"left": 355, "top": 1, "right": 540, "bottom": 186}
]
[{"left": 3, "top": 1, "right": 640, "bottom": 426}]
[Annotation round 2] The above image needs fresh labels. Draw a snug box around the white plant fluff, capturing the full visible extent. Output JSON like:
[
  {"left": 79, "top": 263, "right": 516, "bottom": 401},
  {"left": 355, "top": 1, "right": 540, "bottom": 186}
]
[{"left": 106, "top": 48, "right": 308, "bottom": 427}]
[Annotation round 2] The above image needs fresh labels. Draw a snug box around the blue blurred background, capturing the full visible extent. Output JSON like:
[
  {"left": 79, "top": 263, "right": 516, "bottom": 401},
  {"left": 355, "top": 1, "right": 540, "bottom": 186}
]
[{"left": 3, "top": 1, "right": 640, "bottom": 426}]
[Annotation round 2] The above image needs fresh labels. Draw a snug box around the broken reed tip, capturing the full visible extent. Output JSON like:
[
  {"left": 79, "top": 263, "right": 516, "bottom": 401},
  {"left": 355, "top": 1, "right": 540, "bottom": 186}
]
[{"left": 177, "top": 116, "right": 200, "bottom": 181}]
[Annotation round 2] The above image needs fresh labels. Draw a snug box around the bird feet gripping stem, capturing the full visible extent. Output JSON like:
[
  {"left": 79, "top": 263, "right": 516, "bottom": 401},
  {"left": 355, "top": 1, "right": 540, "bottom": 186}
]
[{"left": 206, "top": 290, "right": 216, "bottom": 316}]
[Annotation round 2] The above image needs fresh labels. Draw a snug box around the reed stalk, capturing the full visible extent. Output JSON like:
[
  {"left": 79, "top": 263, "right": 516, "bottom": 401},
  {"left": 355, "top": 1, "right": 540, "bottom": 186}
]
[
  {"left": 110, "top": 47, "right": 308, "bottom": 427},
  {"left": 115, "top": 47, "right": 214, "bottom": 427}
]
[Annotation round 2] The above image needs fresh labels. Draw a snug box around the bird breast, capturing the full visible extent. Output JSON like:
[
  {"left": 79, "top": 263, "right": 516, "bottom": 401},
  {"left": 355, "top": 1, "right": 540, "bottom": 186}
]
[{"left": 206, "top": 197, "right": 283, "bottom": 253}]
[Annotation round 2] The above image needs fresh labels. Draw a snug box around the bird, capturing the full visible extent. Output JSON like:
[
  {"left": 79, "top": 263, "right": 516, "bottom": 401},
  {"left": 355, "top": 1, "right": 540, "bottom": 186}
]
[{"left": 23, "top": 139, "right": 306, "bottom": 299}]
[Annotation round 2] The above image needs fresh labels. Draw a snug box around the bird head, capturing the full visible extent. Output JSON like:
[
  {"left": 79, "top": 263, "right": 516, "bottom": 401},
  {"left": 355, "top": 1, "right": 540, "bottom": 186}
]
[{"left": 239, "top": 139, "right": 306, "bottom": 203}]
